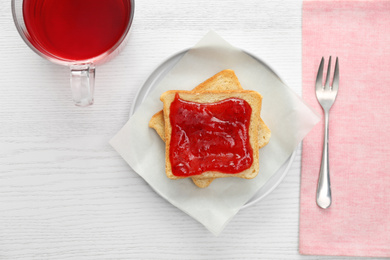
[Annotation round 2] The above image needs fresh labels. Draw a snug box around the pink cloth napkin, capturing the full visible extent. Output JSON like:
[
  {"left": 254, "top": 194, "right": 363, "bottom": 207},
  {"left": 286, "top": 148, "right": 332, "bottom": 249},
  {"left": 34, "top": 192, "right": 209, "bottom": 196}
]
[{"left": 300, "top": 1, "right": 390, "bottom": 257}]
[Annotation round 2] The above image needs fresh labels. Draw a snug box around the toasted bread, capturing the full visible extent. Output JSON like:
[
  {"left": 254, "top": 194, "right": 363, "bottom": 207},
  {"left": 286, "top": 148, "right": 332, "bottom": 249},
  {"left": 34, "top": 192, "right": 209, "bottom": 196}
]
[
  {"left": 161, "top": 90, "right": 262, "bottom": 180},
  {"left": 149, "top": 70, "right": 270, "bottom": 187}
]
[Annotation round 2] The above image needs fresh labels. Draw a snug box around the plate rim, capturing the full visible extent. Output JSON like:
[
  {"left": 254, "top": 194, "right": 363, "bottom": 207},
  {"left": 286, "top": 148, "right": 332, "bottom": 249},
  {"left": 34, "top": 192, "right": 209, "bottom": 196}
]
[{"left": 130, "top": 48, "right": 297, "bottom": 208}]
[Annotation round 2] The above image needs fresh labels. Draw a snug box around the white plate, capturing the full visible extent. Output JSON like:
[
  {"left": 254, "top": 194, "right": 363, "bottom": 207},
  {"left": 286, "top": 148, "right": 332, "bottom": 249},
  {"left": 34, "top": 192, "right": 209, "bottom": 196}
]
[{"left": 130, "top": 49, "right": 296, "bottom": 209}]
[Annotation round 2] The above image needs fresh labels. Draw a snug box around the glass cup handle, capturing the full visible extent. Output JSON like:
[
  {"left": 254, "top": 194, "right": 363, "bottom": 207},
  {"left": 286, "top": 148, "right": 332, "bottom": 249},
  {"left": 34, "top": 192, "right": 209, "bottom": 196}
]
[{"left": 70, "top": 64, "right": 95, "bottom": 106}]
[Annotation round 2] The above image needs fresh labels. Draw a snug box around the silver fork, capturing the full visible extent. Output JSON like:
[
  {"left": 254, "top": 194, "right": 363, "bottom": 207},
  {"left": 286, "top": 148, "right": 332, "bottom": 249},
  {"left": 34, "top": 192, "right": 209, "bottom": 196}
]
[{"left": 315, "top": 56, "right": 339, "bottom": 209}]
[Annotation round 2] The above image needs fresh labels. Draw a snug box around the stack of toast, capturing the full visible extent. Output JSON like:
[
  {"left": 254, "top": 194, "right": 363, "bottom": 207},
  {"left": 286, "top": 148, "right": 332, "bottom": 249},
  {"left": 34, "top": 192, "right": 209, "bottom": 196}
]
[{"left": 149, "top": 70, "right": 271, "bottom": 188}]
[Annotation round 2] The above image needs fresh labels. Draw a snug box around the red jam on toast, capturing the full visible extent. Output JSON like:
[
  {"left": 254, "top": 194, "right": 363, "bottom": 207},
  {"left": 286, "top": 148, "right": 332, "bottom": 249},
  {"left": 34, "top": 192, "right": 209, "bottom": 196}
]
[{"left": 169, "top": 93, "right": 253, "bottom": 177}]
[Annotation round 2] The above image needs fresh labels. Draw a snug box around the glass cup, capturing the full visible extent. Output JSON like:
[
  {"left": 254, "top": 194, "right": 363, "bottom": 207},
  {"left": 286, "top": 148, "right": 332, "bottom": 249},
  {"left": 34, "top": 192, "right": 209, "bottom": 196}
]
[{"left": 12, "top": 0, "right": 135, "bottom": 106}]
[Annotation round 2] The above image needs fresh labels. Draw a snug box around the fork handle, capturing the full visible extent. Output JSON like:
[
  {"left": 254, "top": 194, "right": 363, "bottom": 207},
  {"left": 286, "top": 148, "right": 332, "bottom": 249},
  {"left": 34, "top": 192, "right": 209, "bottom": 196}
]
[{"left": 316, "top": 111, "right": 332, "bottom": 209}]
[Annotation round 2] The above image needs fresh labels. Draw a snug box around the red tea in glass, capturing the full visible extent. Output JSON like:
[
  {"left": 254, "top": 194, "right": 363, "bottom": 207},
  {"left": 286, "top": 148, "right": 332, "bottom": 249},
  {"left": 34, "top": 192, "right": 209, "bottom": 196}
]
[
  {"left": 23, "top": 0, "right": 132, "bottom": 61},
  {"left": 12, "top": 0, "right": 134, "bottom": 106}
]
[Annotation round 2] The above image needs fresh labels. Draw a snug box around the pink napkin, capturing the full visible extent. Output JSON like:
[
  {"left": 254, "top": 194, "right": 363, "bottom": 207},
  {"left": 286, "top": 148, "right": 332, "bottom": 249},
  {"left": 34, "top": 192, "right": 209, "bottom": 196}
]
[{"left": 300, "top": 1, "right": 390, "bottom": 257}]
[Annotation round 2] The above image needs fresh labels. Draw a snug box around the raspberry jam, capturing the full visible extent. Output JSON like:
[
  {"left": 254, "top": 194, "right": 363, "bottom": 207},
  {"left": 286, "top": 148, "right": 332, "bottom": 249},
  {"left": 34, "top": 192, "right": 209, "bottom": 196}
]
[{"left": 169, "top": 93, "right": 253, "bottom": 177}]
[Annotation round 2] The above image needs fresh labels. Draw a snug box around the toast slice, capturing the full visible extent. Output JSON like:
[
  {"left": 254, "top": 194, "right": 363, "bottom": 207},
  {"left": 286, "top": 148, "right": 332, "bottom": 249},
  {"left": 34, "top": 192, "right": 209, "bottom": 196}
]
[
  {"left": 161, "top": 90, "right": 262, "bottom": 180},
  {"left": 149, "top": 70, "right": 270, "bottom": 187}
]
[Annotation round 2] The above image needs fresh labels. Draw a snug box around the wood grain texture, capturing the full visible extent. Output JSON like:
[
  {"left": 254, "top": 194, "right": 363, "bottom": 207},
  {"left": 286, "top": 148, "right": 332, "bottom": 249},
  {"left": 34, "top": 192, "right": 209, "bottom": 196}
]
[{"left": 0, "top": 1, "right": 384, "bottom": 259}]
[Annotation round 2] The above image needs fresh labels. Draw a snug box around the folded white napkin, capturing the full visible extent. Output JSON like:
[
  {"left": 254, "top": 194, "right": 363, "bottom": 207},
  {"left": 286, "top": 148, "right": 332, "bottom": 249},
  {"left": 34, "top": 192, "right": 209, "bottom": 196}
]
[{"left": 110, "top": 31, "right": 319, "bottom": 235}]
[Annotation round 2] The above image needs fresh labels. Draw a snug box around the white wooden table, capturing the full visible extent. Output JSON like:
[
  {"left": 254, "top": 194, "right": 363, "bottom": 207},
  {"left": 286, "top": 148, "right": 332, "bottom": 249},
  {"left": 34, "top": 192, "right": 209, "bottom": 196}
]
[{"left": 0, "top": 1, "right": 384, "bottom": 259}]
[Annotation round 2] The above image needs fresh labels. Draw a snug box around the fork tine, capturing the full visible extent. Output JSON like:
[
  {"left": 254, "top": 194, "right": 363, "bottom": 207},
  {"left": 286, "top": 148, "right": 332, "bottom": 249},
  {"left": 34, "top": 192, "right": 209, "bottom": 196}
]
[
  {"left": 332, "top": 57, "right": 339, "bottom": 92},
  {"left": 324, "top": 56, "right": 332, "bottom": 89},
  {"left": 316, "top": 57, "right": 324, "bottom": 91}
]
